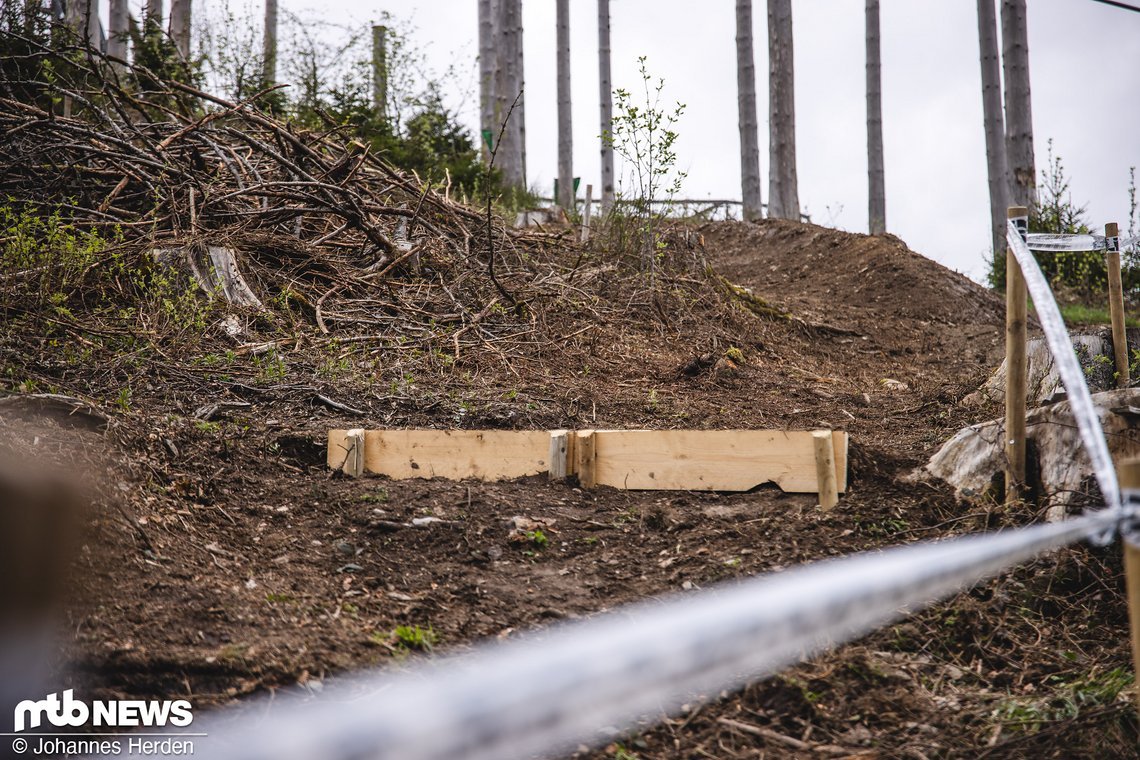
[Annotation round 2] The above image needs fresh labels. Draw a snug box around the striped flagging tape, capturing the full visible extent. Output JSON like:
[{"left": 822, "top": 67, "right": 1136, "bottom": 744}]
[
  {"left": 1026, "top": 232, "right": 1140, "bottom": 253},
  {"left": 94, "top": 222, "right": 1137, "bottom": 760}
]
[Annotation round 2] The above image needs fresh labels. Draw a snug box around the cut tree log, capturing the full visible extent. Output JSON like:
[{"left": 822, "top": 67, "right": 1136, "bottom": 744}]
[
  {"left": 964, "top": 328, "right": 1135, "bottom": 408},
  {"left": 920, "top": 388, "right": 1140, "bottom": 518},
  {"left": 153, "top": 243, "right": 264, "bottom": 310}
]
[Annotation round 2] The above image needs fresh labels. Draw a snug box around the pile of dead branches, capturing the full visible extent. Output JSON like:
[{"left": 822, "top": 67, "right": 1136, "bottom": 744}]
[
  {"left": 0, "top": 31, "right": 774, "bottom": 409},
  {"left": 0, "top": 33, "right": 571, "bottom": 355}
]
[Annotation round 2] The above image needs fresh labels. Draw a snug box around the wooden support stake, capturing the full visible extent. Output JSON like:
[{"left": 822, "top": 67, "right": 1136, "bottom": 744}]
[
  {"left": 575, "top": 429, "right": 596, "bottom": 488},
  {"left": 812, "top": 430, "right": 839, "bottom": 510},
  {"left": 548, "top": 430, "right": 576, "bottom": 480},
  {"left": 581, "top": 183, "right": 593, "bottom": 242},
  {"left": 343, "top": 428, "right": 364, "bottom": 478},
  {"left": 1117, "top": 457, "right": 1140, "bottom": 721},
  {"left": 1106, "top": 222, "right": 1130, "bottom": 388},
  {"left": 1005, "top": 206, "right": 1029, "bottom": 504}
]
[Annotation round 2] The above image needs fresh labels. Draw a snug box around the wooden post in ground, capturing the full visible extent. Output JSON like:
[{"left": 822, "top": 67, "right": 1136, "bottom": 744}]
[
  {"left": 812, "top": 430, "right": 838, "bottom": 510},
  {"left": 575, "top": 430, "right": 596, "bottom": 488},
  {"left": 1106, "top": 222, "right": 1129, "bottom": 388},
  {"left": 1005, "top": 206, "right": 1029, "bottom": 504},
  {"left": 581, "top": 184, "right": 593, "bottom": 243},
  {"left": 343, "top": 428, "right": 365, "bottom": 478},
  {"left": 1116, "top": 458, "right": 1140, "bottom": 720},
  {"left": 548, "top": 430, "right": 576, "bottom": 480}
]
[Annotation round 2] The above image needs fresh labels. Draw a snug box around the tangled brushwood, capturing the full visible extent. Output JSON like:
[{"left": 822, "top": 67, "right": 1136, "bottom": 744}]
[
  {"left": 0, "top": 31, "right": 775, "bottom": 406},
  {"left": 0, "top": 32, "right": 535, "bottom": 348}
]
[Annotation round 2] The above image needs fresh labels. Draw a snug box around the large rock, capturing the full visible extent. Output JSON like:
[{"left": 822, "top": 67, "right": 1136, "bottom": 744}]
[{"left": 920, "top": 388, "right": 1140, "bottom": 517}]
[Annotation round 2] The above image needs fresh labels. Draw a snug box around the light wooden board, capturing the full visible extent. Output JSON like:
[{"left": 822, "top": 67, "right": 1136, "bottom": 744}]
[
  {"left": 590, "top": 429, "right": 848, "bottom": 493},
  {"left": 327, "top": 429, "right": 550, "bottom": 481},
  {"left": 327, "top": 428, "right": 848, "bottom": 495}
]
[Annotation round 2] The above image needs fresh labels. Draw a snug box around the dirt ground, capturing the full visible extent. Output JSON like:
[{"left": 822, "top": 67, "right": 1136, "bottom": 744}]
[{"left": 3, "top": 219, "right": 1137, "bottom": 759}]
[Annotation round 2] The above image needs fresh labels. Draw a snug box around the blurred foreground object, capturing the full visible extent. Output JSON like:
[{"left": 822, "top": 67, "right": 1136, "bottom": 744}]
[{"left": 0, "top": 451, "right": 86, "bottom": 754}]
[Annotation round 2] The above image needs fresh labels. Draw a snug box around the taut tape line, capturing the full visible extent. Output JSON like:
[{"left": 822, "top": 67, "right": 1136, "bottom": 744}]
[{"left": 1026, "top": 233, "right": 1139, "bottom": 253}]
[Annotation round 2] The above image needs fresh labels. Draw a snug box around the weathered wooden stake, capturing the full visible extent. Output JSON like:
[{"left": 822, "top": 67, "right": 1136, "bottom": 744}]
[
  {"left": 1005, "top": 206, "right": 1029, "bottom": 504},
  {"left": 343, "top": 428, "right": 364, "bottom": 478},
  {"left": 1117, "top": 458, "right": 1140, "bottom": 720},
  {"left": 1106, "top": 222, "right": 1129, "bottom": 388},
  {"left": 548, "top": 430, "right": 576, "bottom": 480},
  {"left": 812, "top": 430, "right": 839, "bottom": 510},
  {"left": 575, "top": 429, "right": 596, "bottom": 488},
  {"left": 581, "top": 184, "right": 593, "bottom": 243}
]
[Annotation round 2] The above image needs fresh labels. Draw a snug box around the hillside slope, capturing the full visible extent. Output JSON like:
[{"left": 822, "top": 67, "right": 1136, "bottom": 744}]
[{"left": 2, "top": 203, "right": 1133, "bottom": 759}]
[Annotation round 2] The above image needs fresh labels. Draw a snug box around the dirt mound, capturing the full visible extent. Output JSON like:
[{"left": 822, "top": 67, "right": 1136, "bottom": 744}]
[{"left": 702, "top": 219, "right": 1003, "bottom": 330}]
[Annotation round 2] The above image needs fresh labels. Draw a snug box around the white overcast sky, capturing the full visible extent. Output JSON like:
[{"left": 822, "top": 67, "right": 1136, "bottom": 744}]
[{"left": 155, "top": 0, "right": 1140, "bottom": 281}]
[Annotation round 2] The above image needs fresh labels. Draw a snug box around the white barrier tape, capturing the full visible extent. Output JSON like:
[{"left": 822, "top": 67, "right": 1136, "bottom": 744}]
[
  {"left": 1124, "top": 486, "right": 1140, "bottom": 542},
  {"left": 1007, "top": 220, "right": 1122, "bottom": 527},
  {"left": 134, "top": 510, "right": 1117, "bottom": 760},
  {"left": 1026, "top": 232, "right": 1140, "bottom": 253}
]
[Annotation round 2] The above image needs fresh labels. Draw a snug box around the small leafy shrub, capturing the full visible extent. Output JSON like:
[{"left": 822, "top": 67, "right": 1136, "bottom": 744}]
[
  {"left": 388, "top": 624, "right": 438, "bottom": 652},
  {"left": 601, "top": 56, "right": 687, "bottom": 279},
  {"left": 0, "top": 204, "right": 213, "bottom": 336}
]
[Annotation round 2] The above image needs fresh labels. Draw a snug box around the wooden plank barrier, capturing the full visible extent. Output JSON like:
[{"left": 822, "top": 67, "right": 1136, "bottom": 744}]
[
  {"left": 327, "top": 429, "right": 551, "bottom": 481},
  {"left": 328, "top": 428, "right": 848, "bottom": 498},
  {"left": 589, "top": 429, "right": 847, "bottom": 493}
]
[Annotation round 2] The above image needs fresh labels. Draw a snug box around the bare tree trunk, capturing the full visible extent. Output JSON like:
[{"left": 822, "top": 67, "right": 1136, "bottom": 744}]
[
  {"left": 767, "top": 0, "right": 799, "bottom": 220},
  {"left": 478, "top": 0, "right": 495, "bottom": 165},
  {"left": 63, "top": 0, "right": 81, "bottom": 37},
  {"left": 514, "top": 2, "right": 527, "bottom": 188},
  {"left": 63, "top": 0, "right": 101, "bottom": 47},
  {"left": 598, "top": 0, "right": 615, "bottom": 214},
  {"left": 169, "top": 0, "right": 191, "bottom": 60},
  {"left": 498, "top": 0, "right": 525, "bottom": 189},
  {"left": 87, "top": 0, "right": 101, "bottom": 48},
  {"left": 262, "top": 0, "right": 277, "bottom": 85},
  {"left": 372, "top": 25, "right": 388, "bottom": 123},
  {"left": 1001, "top": 0, "right": 1036, "bottom": 209},
  {"left": 144, "top": 0, "right": 162, "bottom": 36},
  {"left": 107, "top": 0, "right": 129, "bottom": 60},
  {"left": 735, "top": 0, "right": 762, "bottom": 222},
  {"left": 556, "top": 0, "right": 572, "bottom": 210},
  {"left": 865, "top": 0, "right": 886, "bottom": 234},
  {"left": 978, "top": 0, "right": 1010, "bottom": 259},
  {"left": 491, "top": 0, "right": 505, "bottom": 151}
]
